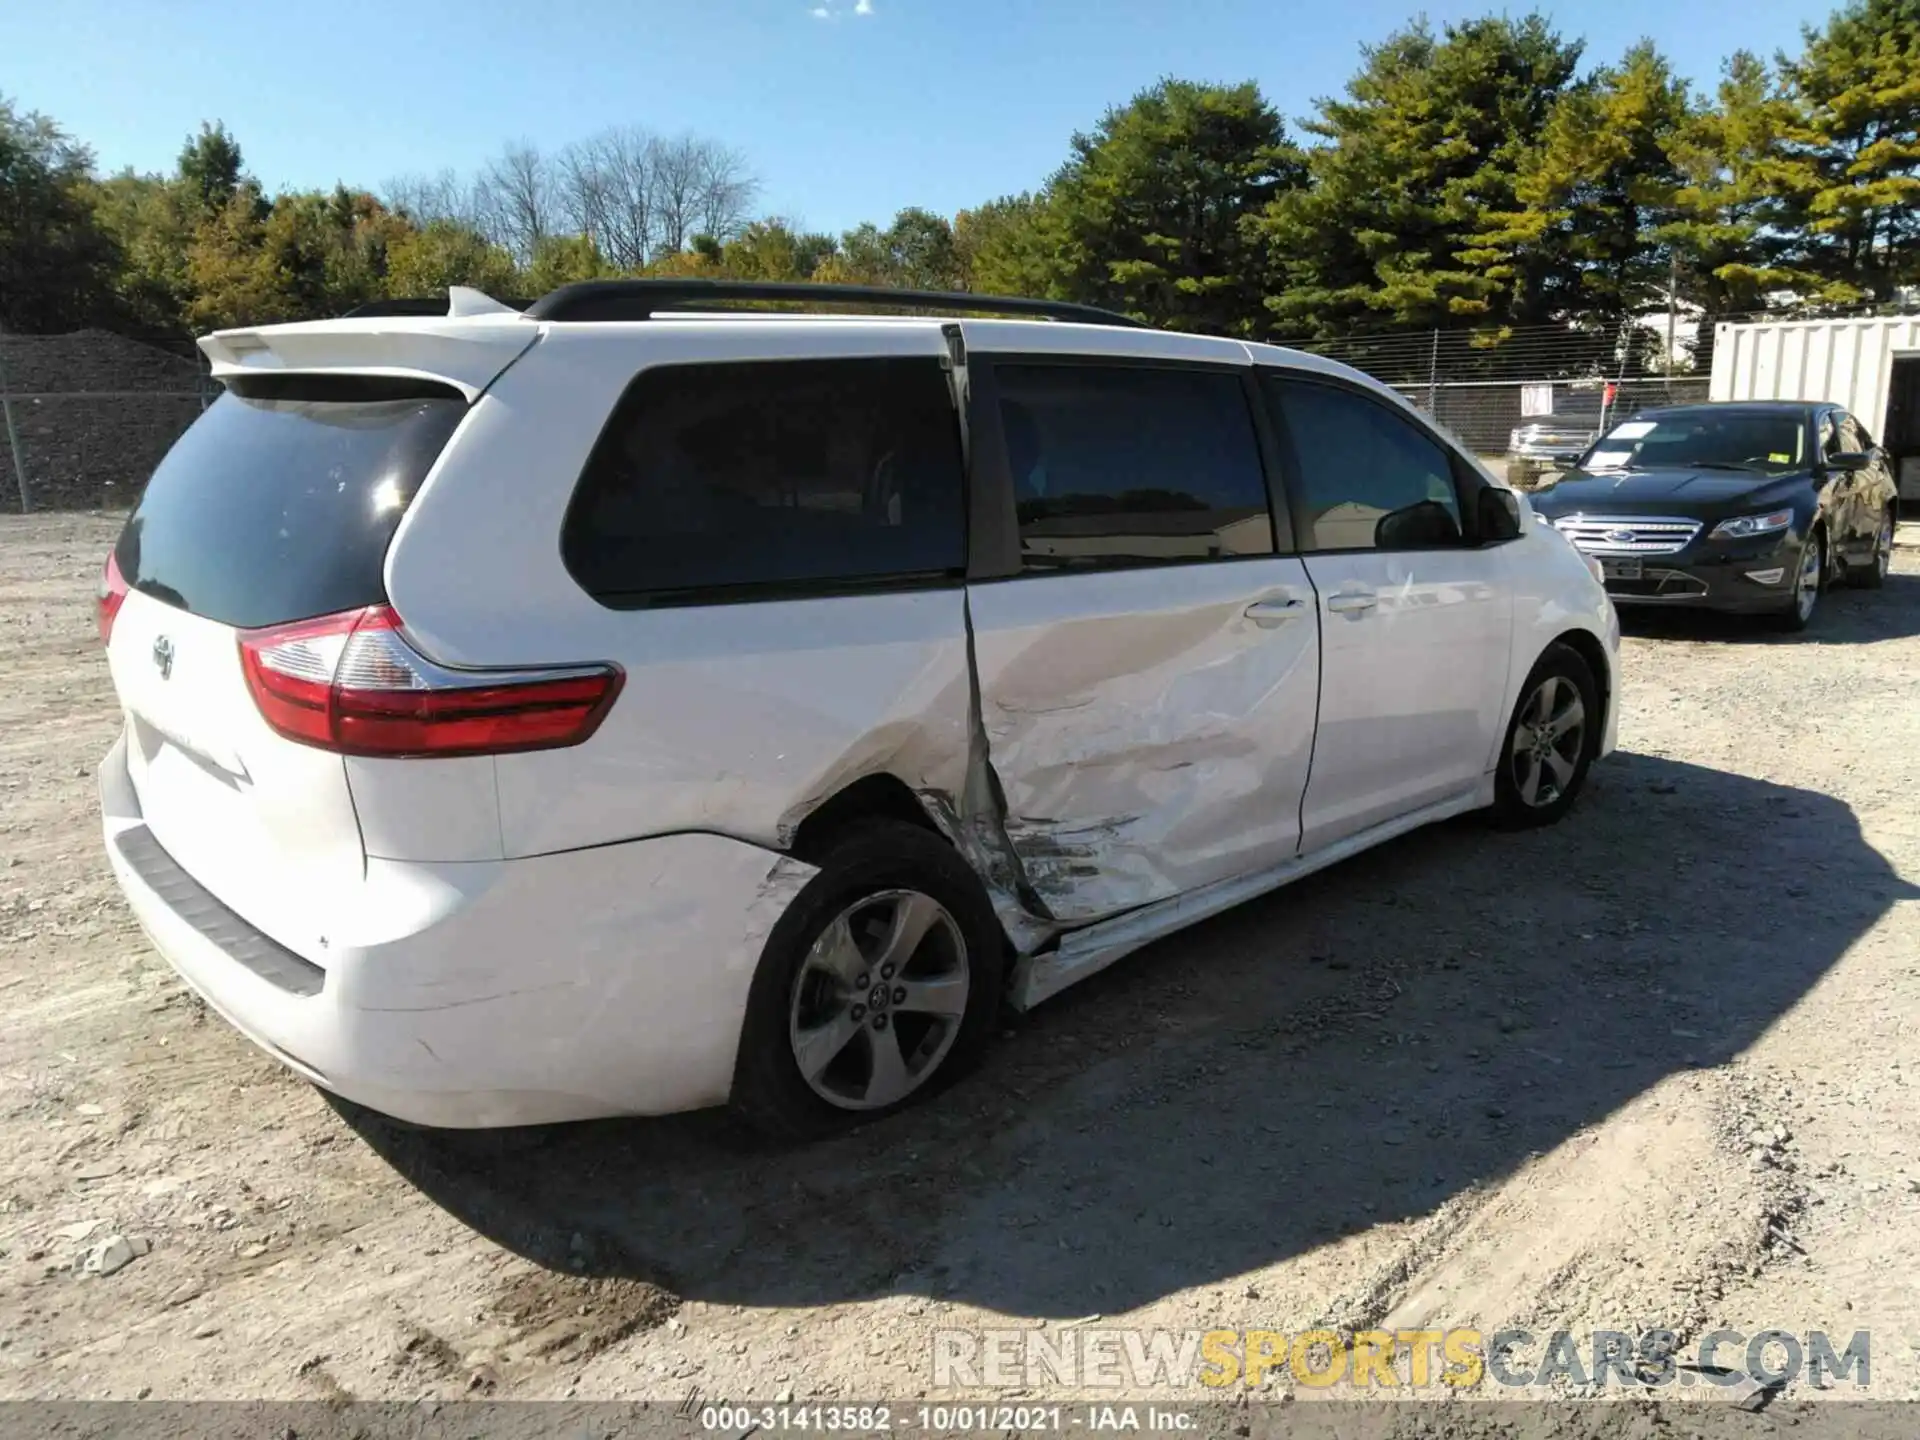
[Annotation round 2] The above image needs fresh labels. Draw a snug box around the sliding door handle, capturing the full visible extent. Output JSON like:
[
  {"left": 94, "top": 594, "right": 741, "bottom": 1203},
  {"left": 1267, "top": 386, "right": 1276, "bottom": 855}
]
[{"left": 1244, "top": 598, "right": 1306, "bottom": 626}]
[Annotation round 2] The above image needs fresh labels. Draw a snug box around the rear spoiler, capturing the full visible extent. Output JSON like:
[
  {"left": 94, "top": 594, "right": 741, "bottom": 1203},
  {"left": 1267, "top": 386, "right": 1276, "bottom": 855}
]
[
  {"left": 199, "top": 289, "right": 538, "bottom": 402},
  {"left": 342, "top": 290, "right": 533, "bottom": 319}
]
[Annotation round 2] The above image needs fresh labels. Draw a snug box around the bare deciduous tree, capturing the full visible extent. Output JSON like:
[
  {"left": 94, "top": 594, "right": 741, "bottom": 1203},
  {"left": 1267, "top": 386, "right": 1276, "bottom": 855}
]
[
  {"left": 383, "top": 168, "right": 485, "bottom": 230},
  {"left": 476, "top": 143, "right": 557, "bottom": 263},
  {"left": 650, "top": 135, "right": 703, "bottom": 257},
  {"left": 558, "top": 127, "right": 662, "bottom": 268},
  {"left": 692, "top": 139, "right": 758, "bottom": 245},
  {"left": 388, "top": 129, "right": 757, "bottom": 270}
]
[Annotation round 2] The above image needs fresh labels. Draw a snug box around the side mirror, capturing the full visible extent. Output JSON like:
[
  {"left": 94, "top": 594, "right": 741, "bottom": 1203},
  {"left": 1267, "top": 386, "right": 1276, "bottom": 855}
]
[
  {"left": 1825, "top": 451, "right": 1871, "bottom": 473},
  {"left": 1375, "top": 499, "right": 1464, "bottom": 550},
  {"left": 1477, "top": 487, "right": 1524, "bottom": 543}
]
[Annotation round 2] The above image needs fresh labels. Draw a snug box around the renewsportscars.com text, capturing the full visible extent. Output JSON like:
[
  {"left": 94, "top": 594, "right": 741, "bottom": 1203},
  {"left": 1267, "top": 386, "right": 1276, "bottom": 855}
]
[{"left": 932, "top": 1327, "right": 1870, "bottom": 1391}]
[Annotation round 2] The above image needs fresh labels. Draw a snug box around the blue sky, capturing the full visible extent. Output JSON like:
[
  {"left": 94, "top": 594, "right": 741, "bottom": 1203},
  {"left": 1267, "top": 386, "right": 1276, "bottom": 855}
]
[{"left": 6, "top": 0, "right": 1827, "bottom": 236}]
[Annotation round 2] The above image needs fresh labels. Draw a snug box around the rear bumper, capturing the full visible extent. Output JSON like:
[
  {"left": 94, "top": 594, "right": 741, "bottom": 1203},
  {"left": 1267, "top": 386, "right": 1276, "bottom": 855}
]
[{"left": 99, "top": 730, "right": 817, "bottom": 1128}]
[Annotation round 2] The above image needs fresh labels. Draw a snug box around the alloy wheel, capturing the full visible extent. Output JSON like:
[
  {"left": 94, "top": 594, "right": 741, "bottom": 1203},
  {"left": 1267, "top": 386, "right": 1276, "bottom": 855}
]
[
  {"left": 1796, "top": 537, "right": 1822, "bottom": 622},
  {"left": 1510, "top": 674, "right": 1586, "bottom": 809},
  {"left": 787, "top": 889, "right": 970, "bottom": 1111}
]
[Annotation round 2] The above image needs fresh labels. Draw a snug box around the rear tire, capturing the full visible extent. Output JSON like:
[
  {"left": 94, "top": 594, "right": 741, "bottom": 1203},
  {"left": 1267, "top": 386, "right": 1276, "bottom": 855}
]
[
  {"left": 1854, "top": 507, "right": 1893, "bottom": 590},
  {"left": 1490, "top": 643, "right": 1599, "bottom": 831},
  {"left": 729, "top": 822, "right": 1003, "bottom": 1142}
]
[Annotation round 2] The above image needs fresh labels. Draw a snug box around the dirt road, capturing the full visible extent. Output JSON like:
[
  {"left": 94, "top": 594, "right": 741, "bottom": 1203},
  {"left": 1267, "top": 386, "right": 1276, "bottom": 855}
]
[{"left": 4, "top": 511, "right": 1919, "bottom": 1405}]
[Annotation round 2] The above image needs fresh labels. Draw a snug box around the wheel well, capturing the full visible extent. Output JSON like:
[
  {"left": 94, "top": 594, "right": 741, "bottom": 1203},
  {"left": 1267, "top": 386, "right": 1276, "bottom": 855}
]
[
  {"left": 1552, "top": 627, "right": 1611, "bottom": 741},
  {"left": 789, "top": 773, "right": 939, "bottom": 865}
]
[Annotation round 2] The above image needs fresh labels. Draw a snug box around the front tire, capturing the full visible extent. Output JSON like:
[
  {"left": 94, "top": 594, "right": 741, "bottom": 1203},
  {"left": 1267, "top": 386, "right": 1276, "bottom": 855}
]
[
  {"left": 1490, "top": 643, "right": 1599, "bottom": 830},
  {"left": 729, "top": 822, "right": 1003, "bottom": 1141},
  {"left": 1772, "top": 530, "right": 1824, "bottom": 631}
]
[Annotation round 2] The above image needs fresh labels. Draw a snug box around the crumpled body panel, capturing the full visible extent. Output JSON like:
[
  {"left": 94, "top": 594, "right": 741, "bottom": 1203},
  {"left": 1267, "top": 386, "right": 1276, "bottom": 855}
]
[
  {"left": 490, "top": 588, "right": 977, "bottom": 860},
  {"left": 964, "top": 562, "right": 1321, "bottom": 924}
]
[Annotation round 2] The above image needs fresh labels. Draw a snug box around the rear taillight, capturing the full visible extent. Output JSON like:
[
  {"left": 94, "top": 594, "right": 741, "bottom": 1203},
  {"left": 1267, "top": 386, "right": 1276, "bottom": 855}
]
[
  {"left": 237, "top": 606, "right": 621, "bottom": 758},
  {"left": 98, "top": 552, "right": 128, "bottom": 645}
]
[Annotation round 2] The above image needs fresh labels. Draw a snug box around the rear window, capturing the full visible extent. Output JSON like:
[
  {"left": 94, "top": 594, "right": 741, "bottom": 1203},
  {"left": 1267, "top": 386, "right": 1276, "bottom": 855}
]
[
  {"left": 115, "top": 380, "right": 465, "bottom": 630},
  {"left": 561, "top": 357, "right": 966, "bottom": 607}
]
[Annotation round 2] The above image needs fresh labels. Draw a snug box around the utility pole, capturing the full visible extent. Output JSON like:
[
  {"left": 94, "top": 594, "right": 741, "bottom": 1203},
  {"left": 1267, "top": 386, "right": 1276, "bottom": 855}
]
[{"left": 1667, "top": 251, "right": 1679, "bottom": 378}]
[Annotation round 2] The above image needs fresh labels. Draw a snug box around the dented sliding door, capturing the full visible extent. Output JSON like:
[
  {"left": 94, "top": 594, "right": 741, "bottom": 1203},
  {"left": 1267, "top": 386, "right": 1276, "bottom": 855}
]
[{"left": 961, "top": 354, "right": 1320, "bottom": 925}]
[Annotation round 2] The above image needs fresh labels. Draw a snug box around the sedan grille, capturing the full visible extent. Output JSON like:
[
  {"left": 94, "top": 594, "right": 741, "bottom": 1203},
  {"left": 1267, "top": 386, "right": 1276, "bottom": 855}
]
[{"left": 1552, "top": 516, "right": 1702, "bottom": 556}]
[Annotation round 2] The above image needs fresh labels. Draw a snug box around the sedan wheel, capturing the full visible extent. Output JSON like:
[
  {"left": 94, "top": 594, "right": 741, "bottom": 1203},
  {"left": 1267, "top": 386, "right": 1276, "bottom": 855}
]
[
  {"left": 1774, "top": 532, "right": 1824, "bottom": 631},
  {"left": 1797, "top": 538, "right": 1822, "bottom": 619},
  {"left": 1856, "top": 509, "right": 1893, "bottom": 590},
  {"left": 1509, "top": 673, "right": 1586, "bottom": 810},
  {"left": 787, "top": 889, "right": 970, "bottom": 1111}
]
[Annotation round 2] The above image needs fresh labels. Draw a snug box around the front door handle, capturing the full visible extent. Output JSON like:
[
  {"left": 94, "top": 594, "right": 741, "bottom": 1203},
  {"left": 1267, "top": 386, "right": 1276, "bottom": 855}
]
[
  {"left": 1244, "top": 598, "right": 1306, "bottom": 627},
  {"left": 1326, "top": 591, "right": 1379, "bottom": 615}
]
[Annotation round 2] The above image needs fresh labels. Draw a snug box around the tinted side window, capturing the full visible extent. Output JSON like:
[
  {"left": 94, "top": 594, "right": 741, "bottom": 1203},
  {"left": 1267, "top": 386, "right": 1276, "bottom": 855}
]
[
  {"left": 116, "top": 382, "right": 465, "bottom": 630},
  {"left": 993, "top": 363, "right": 1274, "bottom": 571},
  {"left": 1266, "top": 378, "right": 1464, "bottom": 552},
  {"left": 562, "top": 358, "right": 965, "bottom": 607}
]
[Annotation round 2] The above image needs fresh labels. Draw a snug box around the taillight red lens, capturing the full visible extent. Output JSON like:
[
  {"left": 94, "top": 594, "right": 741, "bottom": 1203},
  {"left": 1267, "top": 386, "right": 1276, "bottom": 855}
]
[
  {"left": 98, "top": 552, "right": 129, "bottom": 646},
  {"left": 237, "top": 606, "right": 621, "bottom": 758}
]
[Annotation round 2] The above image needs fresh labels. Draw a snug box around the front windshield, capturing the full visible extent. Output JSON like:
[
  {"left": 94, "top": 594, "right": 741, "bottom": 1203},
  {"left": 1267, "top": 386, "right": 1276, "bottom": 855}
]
[{"left": 1582, "top": 411, "right": 1806, "bottom": 474}]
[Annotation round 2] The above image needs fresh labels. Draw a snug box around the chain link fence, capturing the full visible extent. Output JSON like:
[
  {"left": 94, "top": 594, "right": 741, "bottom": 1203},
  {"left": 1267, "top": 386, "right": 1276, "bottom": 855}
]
[
  {"left": 0, "top": 332, "right": 215, "bottom": 513},
  {"left": 5, "top": 306, "right": 1903, "bottom": 512},
  {"left": 1283, "top": 314, "right": 1717, "bottom": 471}
]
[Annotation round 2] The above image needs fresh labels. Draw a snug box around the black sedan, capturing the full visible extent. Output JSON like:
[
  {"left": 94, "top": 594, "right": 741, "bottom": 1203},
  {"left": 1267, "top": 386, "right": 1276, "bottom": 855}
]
[{"left": 1527, "top": 401, "right": 1899, "bottom": 631}]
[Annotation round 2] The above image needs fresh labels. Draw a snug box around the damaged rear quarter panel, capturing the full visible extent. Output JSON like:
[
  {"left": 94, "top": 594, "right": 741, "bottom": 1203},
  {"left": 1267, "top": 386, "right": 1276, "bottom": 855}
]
[
  {"left": 325, "top": 836, "right": 822, "bottom": 1118},
  {"left": 493, "top": 588, "right": 978, "bottom": 861}
]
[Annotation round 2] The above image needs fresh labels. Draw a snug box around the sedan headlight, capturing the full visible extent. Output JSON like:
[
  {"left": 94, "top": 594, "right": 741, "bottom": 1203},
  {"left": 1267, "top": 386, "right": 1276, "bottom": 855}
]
[{"left": 1711, "top": 509, "right": 1794, "bottom": 540}]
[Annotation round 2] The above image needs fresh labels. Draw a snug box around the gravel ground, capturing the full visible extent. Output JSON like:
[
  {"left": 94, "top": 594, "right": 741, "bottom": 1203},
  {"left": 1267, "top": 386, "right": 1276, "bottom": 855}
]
[{"left": 4, "top": 510, "right": 1920, "bottom": 1408}]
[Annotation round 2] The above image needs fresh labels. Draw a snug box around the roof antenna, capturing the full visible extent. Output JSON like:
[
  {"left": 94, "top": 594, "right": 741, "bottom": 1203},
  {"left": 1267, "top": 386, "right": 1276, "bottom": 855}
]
[{"left": 446, "top": 286, "right": 522, "bottom": 319}]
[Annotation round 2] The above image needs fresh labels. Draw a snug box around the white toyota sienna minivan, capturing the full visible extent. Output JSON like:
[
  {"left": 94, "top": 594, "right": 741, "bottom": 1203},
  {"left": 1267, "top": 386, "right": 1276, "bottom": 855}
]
[{"left": 96, "top": 281, "right": 1619, "bottom": 1138}]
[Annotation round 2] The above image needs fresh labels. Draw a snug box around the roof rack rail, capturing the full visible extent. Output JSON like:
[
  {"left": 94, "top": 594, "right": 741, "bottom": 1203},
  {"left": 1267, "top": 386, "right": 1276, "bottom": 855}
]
[
  {"left": 341, "top": 295, "right": 531, "bottom": 318},
  {"left": 520, "top": 279, "right": 1145, "bottom": 328}
]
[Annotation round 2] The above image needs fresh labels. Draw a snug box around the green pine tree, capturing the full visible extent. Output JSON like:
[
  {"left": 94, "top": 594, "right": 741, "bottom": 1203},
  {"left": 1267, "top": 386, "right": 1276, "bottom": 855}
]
[
  {"left": 1255, "top": 15, "right": 1583, "bottom": 337},
  {"left": 1656, "top": 52, "right": 1823, "bottom": 315},
  {"left": 1776, "top": 0, "right": 1920, "bottom": 302},
  {"left": 1034, "top": 79, "right": 1304, "bottom": 336},
  {"left": 1470, "top": 42, "right": 1694, "bottom": 326}
]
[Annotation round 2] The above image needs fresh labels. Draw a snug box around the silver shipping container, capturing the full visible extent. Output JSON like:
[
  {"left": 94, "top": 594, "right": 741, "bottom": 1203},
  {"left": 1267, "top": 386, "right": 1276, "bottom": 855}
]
[{"left": 1710, "top": 316, "right": 1920, "bottom": 500}]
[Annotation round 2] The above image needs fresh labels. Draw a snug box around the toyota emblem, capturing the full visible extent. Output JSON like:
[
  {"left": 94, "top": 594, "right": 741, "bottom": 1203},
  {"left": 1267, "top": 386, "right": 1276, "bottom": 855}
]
[{"left": 151, "top": 634, "right": 175, "bottom": 680}]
